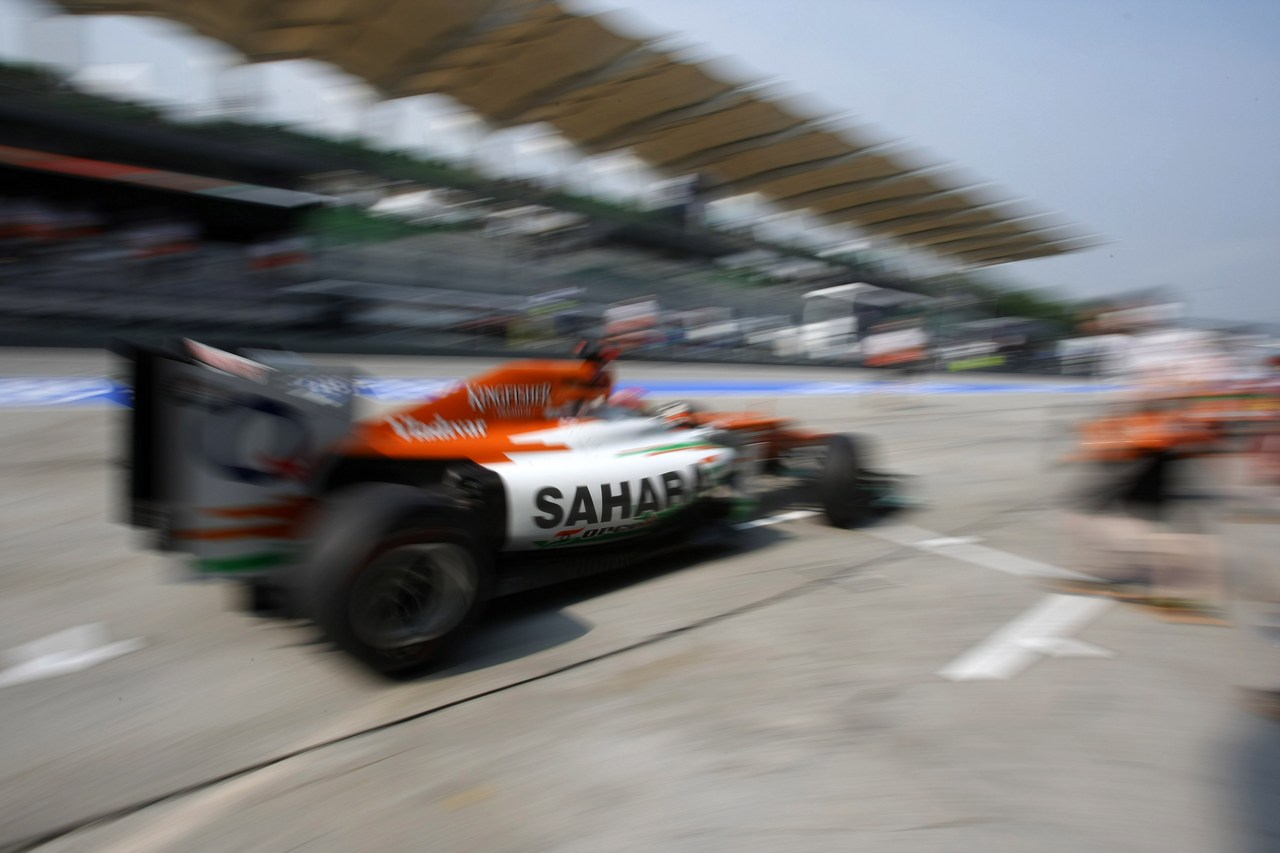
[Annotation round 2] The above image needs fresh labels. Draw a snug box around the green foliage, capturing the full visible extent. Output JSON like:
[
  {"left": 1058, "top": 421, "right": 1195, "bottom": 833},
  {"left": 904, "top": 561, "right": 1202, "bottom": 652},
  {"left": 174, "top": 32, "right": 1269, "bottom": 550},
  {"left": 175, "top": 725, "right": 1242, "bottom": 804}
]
[
  {"left": 991, "top": 289, "right": 1077, "bottom": 330},
  {"left": 304, "top": 206, "right": 468, "bottom": 246},
  {"left": 925, "top": 271, "right": 1081, "bottom": 335}
]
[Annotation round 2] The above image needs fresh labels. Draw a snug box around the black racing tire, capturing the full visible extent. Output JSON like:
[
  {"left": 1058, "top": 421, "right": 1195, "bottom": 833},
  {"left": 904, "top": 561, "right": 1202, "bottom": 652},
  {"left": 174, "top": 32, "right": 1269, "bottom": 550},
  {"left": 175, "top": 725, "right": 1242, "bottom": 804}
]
[
  {"left": 820, "top": 434, "right": 874, "bottom": 529},
  {"left": 292, "top": 482, "right": 493, "bottom": 676}
]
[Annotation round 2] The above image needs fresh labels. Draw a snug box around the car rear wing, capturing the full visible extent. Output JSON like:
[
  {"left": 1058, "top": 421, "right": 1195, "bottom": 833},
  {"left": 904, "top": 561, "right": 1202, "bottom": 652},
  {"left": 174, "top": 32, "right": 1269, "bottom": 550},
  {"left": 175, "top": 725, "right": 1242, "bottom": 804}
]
[{"left": 118, "top": 339, "right": 359, "bottom": 578}]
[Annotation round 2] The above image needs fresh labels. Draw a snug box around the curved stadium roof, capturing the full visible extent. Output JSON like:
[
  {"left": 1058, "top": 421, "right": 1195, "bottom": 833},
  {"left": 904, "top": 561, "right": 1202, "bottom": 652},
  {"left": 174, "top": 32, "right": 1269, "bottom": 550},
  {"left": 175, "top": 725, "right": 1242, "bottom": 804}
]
[{"left": 52, "top": 0, "right": 1096, "bottom": 266}]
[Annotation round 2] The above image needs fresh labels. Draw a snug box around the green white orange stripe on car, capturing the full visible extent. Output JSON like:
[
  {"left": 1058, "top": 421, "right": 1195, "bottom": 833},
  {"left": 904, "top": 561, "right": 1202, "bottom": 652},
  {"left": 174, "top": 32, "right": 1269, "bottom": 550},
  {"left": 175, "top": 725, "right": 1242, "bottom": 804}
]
[{"left": 617, "top": 440, "right": 723, "bottom": 457}]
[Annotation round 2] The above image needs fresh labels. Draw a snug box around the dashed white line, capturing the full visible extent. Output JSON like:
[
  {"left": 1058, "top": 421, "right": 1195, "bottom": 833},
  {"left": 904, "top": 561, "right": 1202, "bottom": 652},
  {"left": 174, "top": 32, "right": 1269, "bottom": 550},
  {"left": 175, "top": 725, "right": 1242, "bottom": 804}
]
[
  {"left": 856, "top": 523, "right": 1118, "bottom": 680},
  {"left": 937, "top": 594, "right": 1115, "bottom": 681},
  {"left": 863, "top": 522, "right": 1094, "bottom": 581},
  {"left": 0, "top": 624, "right": 145, "bottom": 688},
  {"left": 917, "top": 535, "right": 983, "bottom": 548},
  {"left": 733, "top": 509, "right": 819, "bottom": 530}
]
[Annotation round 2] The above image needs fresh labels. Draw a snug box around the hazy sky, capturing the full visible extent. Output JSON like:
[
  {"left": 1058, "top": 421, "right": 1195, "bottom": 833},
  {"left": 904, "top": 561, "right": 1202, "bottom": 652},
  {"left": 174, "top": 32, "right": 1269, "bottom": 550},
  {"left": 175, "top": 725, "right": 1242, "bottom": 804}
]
[
  {"left": 571, "top": 0, "right": 1280, "bottom": 323},
  {"left": 2, "top": 0, "right": 1277, "bottom": 323}
]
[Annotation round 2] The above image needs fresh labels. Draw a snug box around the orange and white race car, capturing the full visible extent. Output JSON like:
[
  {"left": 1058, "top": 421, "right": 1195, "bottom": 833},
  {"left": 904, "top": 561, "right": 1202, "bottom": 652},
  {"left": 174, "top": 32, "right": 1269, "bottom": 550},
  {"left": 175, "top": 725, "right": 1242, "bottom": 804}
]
[{"left": 119, "top": 340, "right": 901, "bottom": 674}]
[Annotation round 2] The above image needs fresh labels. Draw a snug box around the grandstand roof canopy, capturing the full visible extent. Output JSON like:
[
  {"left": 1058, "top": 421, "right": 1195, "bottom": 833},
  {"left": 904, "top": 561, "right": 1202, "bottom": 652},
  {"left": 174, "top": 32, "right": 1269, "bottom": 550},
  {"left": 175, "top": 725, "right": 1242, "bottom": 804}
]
[{"left": 51, "top": 0, "right": 1097, "bottom": 266}]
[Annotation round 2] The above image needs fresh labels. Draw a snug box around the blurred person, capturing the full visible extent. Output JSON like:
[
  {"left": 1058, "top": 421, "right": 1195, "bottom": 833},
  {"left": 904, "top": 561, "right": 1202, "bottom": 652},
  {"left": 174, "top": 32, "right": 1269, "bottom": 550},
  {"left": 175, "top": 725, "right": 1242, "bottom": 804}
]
[
  {"left": 1053, "top": 308, "right": 1238, "bottom": 623},
  {"left": 1056, "top": 403, "right": 1225, "bottom": 620},
  {"left": 1259, "top": 356, "right": 1280, "bottom": 486},
  {"left": 1228, "top": 367, "right": 1280, "bottom": 723}
]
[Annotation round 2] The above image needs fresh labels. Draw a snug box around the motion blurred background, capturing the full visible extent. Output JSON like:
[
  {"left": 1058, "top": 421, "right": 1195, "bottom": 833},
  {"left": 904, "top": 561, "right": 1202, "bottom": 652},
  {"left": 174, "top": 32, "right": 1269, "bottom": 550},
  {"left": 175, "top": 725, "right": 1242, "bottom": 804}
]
[
  {"left": 1, "top": 0, "right": 1274, "bottom": 373},
  {"left": 2, "top": 3, "right": 1280, "bottom": 851}
]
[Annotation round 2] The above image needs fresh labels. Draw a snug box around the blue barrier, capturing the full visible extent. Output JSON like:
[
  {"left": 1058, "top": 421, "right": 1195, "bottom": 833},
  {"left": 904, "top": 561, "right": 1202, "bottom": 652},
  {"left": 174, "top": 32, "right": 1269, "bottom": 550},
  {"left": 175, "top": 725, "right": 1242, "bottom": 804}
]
[
  {"left": 0, "top": 378, "right": 130, "bottom": 407},
  {"left": 0, "top": 376, "right": 1118, "bottom": 408}
]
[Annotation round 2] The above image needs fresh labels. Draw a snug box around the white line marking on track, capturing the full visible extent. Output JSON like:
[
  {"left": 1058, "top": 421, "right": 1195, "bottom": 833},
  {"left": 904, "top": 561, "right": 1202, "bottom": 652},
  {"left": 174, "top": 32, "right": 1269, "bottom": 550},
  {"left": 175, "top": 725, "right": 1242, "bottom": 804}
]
[
  {"left": 0, "top": 624, "right": 145, "bottom": 688},
  {"left": 917, "top": 535, "right": 984, "bottom": 548},
  {"left": 863, "top": 523, "right": 1093, "bottom": 581},
  {"left": 938, "top": 594, "right": 1115, "bottom": 681},
  {"left": 859, "top": 524, "right": 1118, "bottom": 680},
  {"left": 1019, "top": 636, "right": 1114, "bottom": 658},
  {"left": 733, "top": 509, "right": 819, "bottom": 530}
]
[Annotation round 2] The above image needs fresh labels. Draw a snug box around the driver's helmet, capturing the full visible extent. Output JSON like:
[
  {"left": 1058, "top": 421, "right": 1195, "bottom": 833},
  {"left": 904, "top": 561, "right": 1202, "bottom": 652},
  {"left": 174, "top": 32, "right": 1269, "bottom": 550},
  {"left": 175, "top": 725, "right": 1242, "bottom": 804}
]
[{"left": 654, "top": 400, "right": 697, "bottom": 427}]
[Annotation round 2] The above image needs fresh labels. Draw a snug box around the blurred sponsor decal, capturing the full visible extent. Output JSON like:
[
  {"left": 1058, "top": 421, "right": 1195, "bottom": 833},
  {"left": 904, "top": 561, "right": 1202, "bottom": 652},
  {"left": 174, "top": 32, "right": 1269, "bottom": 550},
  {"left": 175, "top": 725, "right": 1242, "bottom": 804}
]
[
  {"left": 287, "top": 374, "right": 355, "bottom": 408},
  {"left": 197, "top": 396, "right": 313, "bottom": 485},
  {"left": 532, "top": 469, "right": 701, "bottom": 530},
  {"left": 386, "top": 413, "right": 488, "bottom": 441}
]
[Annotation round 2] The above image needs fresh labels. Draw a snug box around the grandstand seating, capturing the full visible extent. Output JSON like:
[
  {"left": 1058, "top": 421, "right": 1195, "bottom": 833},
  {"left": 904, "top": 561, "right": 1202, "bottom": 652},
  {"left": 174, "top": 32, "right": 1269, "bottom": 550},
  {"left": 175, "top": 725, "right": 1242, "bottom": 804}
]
[
  {"left": 1, "top": 212, "right": 837, "bottom": 355},
  {"left": 330, "top": 229, "right": 813, "bottom": 319},
  {"left": 0, "top": 59, "right": 931, "bottom": 358}
]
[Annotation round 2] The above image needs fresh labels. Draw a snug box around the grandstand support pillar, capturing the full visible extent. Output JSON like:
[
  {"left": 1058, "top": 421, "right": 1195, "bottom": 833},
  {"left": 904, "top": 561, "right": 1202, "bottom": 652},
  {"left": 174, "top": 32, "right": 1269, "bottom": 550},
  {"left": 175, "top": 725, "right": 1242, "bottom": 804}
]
[
  {"left": 360, "top": 95, "right": 402, "bottom": 151},
  {"left": 214, "top": 59, "right": 269, "bottom": 122},
  {"left": 469, "top": 118, "right": 498, "bottom": 176},
  {"left": 22, "top": 1, "right": 86, "bottom": 77},
  {"left": 551, "top": 136, "right": 576, "bottom": 193}
]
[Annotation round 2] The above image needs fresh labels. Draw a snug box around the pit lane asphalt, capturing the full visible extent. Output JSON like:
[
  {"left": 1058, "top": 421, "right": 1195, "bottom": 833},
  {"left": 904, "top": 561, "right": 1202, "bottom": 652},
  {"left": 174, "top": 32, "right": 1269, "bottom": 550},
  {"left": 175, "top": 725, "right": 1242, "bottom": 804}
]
[{"left": 0, "top": 351, "right": 1273, "bottom": 853}]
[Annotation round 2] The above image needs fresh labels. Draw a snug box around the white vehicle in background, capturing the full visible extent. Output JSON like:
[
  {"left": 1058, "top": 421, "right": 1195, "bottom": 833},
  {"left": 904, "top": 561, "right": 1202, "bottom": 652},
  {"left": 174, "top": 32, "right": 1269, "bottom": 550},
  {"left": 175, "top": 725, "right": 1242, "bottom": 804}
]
[
  {"left": 762, "top": 283, "right": 868, "bottom": 361},
  {"left": 674, "top": 313, "right": 795, "bottom": 355},
  {"left": 798, "top": 283, "right": 868, "bottom": 360},
  {"left": 740, "top": 315, "right": 797, "bottom": 355},
  {"left": 765, "top": 282, "right": 931, "bottom": 363}
]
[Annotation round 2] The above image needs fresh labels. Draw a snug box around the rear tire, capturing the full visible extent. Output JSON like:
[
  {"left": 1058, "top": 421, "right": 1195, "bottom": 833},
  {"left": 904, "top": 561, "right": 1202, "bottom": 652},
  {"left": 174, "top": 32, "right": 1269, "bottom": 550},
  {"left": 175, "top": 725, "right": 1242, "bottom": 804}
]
[
  {"left": 293, "top": 483, "right": 492, "bottom": 676},
  {"left": 821, "top": 434, "right": 874, "bottom": 529}
]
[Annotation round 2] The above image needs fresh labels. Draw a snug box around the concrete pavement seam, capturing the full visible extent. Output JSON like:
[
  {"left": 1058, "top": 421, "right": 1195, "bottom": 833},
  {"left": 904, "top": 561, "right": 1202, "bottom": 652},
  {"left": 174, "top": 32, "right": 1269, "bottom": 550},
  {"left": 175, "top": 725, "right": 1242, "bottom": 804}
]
[{"left": 4, "top": 504, "right": 1044, "bottom": 853}]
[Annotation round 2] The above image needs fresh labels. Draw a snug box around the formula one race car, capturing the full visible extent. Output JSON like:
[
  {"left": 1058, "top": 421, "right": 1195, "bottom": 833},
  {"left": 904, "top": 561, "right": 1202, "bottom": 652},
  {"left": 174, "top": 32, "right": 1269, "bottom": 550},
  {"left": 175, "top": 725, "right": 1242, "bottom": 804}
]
[{"left": 119, "top": 340, "right": 902, "bottom": 674}]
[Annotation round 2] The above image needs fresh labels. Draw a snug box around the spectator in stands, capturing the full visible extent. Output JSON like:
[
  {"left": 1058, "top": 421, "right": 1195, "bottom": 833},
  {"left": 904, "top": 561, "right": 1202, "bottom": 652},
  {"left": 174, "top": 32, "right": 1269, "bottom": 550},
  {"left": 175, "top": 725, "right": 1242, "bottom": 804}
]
[
  {"left": 0, "top": 198, "right": 110, "bottom": 265},
  {"left": 3, "top": 199, "right": 58, "bottom": 259},
  {"left": 248, "top": 234, "right": 309, "bottom": 283},
  {"left": 123, "top": 215, "right": 166, "bottom": 283},
  {"left": 115, "top": 211, "right": 199, "bottom": 287}
]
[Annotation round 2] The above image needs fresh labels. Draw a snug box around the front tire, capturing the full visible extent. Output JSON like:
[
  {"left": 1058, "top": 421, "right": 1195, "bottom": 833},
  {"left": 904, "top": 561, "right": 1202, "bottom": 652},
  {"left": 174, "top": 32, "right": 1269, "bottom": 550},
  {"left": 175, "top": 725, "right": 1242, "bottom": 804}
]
[
  {"left": 293, "top": 483, "right": 492, "bottom": 676},
  {"left": 821, "top": 434, "right": 874, "bottom": 529}
]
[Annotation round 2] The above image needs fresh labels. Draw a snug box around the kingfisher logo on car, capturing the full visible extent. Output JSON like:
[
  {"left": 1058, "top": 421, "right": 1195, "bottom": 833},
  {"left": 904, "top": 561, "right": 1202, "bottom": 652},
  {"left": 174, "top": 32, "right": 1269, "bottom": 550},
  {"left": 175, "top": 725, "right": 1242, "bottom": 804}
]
[{"left": 466, "top": 383, "right": 552, "bottom": 416}]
